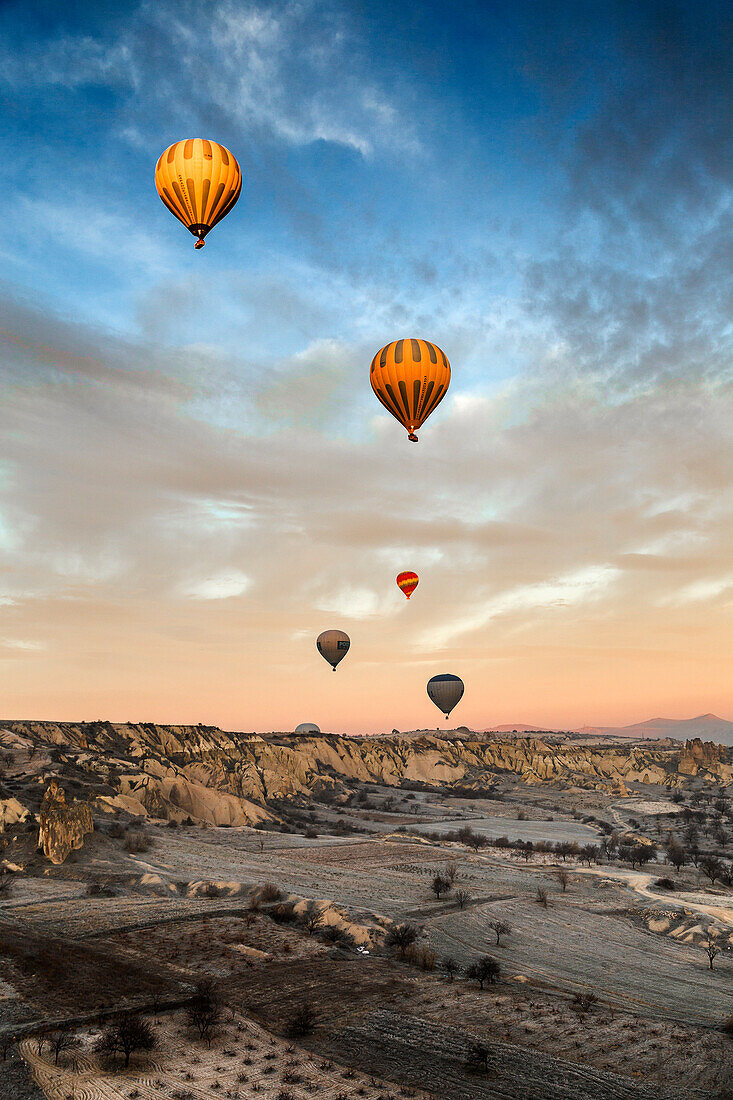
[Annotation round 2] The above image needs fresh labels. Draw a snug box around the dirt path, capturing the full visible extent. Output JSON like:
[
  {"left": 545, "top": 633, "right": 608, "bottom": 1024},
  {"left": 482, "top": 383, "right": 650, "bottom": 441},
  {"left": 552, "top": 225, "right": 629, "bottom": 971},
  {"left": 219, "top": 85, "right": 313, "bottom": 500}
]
[{"left": 564, "top": 864, "right": 733, "bottom": 925}]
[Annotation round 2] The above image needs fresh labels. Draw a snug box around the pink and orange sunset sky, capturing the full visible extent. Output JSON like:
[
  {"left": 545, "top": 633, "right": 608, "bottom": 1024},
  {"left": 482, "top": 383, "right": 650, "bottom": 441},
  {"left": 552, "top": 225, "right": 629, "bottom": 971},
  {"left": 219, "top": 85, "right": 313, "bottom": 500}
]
[{"left": 1, "top": 1, "right": 732, "bottom": 734}]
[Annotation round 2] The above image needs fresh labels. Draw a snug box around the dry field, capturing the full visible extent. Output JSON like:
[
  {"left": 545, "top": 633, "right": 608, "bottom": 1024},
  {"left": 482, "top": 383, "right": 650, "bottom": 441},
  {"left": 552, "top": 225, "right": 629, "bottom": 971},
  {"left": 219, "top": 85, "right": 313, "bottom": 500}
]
[
  {"left": 411, "top": 816, "right": 601, "bottom": 844},
  {"left": 425, "top": 895, "right": 732, "bottom": 1025},
  {"left": 3, "top": 776, "right": 732, "bottom": 1100},
  {"left": 19, "top": 1009, "right": 435, "bottom": 1100}
]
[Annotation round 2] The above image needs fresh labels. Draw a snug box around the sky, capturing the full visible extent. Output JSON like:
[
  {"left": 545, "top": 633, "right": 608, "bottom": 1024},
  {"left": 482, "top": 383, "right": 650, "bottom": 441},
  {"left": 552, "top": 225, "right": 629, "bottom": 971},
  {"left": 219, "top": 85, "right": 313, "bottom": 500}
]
[{"left": 1, "top": 0, "right": 732, "bottom": 734}]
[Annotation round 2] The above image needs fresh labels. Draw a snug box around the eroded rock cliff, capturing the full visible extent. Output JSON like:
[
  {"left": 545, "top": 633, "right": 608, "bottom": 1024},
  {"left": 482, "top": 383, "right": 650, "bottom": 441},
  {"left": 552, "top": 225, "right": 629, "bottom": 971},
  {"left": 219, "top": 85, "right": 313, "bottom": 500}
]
[{"left": 5, "top": 721, "right": 730, "bottom": 829}]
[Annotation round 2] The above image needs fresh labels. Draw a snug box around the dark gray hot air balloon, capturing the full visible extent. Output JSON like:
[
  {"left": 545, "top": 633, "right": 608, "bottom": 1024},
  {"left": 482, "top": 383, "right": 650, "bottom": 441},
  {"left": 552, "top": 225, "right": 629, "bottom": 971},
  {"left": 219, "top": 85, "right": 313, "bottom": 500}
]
[
  {"left": 295, "top": 722, "right": 321, "bottom": 734},
  {"left": 316, "top": 629, "right": 350, "bottom": 671},
  {"left": 427, "top": 673, "right": 464, "bottom": 719}
]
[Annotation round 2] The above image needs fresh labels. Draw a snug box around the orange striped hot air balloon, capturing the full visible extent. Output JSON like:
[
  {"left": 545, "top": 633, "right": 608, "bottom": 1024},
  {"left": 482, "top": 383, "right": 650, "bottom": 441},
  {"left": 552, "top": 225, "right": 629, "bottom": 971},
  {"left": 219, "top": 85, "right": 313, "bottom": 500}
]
[
  {"left": 396, "top": 571, "right": 419, "bottom": 599},
  {"left": 370, "top": 338, "right": 450, "bottom": 441},
  {"left": 155, "top": 139, "right": 242, "bottom": 248}
]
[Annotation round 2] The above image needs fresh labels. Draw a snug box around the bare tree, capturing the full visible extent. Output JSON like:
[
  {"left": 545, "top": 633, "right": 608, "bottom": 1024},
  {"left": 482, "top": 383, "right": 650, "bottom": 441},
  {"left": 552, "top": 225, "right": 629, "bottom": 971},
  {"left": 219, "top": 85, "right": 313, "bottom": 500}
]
[
  {"left": 454, "top": 889, "right": 471, "bottom": 909},
  {"left": 700, "top": 856, "right": 723, "bottom": 885},
  {"left": 665, "top": 839, "right": 686, "bottom": 872},
  {"left": 431, "top": 873, "right": 451, "bottom": 899},
  {"left": 465, "top": 1041, "right": 491, "bottom": 1075},
  {"left": 580, "top": 844, "right": 598, "bottom": 866},
  {"left": 445, "top": 860, "right": 458, "bottom": 885},
  {"left": 385, "top": 923, "right": 419, "bottom": 956},
  {"left": 187, "top": 979, "right": 222, "bottom": 1047},
  {"left": 556, "top": 869, "right": 569, "bottom": 892},
  {"left": 518, "top": 840, "right": 534, "bottom": 862},
  {"left": 488, "top": 919, "right": 511, "bottom": 946},
  {"left": 49, "top": 1029, "right": 80, "bottom": 1066},
  {"left": 536, "top": 886, "right": 549, "bottom": 908},
  {"left": 465, "top": 955, "right": 500, "bottom": 989},
  {"left": 705, "top": 937, "right": 719, "bottom": 971},
  {"left": 96, "top": 1015, "right": 155, "bottom": 1069},
  {"left": 442, "top": 955, "right": 459, "bottom": 981}
]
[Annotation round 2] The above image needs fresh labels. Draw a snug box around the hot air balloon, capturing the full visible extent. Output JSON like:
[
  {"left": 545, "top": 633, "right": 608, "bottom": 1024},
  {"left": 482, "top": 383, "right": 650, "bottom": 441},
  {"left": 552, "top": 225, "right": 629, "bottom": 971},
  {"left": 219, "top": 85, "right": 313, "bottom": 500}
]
[
  {"left": 316, "top": 629, "right": 350, "bottom": 671},
  {"left": 427, "top": 673, "right": 464, "bottom": 719},
  {"left": 370, "top": 338, "right": 450, "bottom": 441},
  {"left": 295, "top": 723, "right": 321, "bottom": 734},
  {"left": 155, "top": 139, "right": 242, "bottom": 249},
  {"left": 396, "top": 571, "right": 419, "bottom": 599}
]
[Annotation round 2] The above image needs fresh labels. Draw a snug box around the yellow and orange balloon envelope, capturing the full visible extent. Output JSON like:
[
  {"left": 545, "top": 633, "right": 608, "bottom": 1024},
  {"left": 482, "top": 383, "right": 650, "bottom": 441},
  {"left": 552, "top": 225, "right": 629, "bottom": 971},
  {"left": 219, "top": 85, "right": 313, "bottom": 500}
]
[
  {"left": 155, "top": 139, "right": 242, "bottom": 248},
  {"left": 396, "top": 571, "right": 419, "bottom": 599},
  {"left": 370, "top": 338, "right": 450, "bottom": 441}
]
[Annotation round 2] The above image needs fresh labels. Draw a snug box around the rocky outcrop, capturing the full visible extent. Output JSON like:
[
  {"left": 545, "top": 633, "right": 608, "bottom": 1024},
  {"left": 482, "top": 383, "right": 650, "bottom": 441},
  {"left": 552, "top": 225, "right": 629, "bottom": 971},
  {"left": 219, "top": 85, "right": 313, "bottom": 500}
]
[
  {"left": 37, "top": 779, "right": 93, "bottom": 864},
  {"left": 5, "top": 722, "right": 731, "bottom": 829},
  {"left": 678, "top": 738, "right": 728, "bottom": 776},
  {"left": 0, "top": 796, "right": 30, "bottom": 831}
]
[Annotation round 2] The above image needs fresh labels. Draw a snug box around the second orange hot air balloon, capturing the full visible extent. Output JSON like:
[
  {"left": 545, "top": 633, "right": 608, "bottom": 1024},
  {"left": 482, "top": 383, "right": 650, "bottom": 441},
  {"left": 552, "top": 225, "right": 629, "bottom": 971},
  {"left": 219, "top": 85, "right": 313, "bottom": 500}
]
[
  {"left": 155, "top": 139, "right": 242, "bottom": 249},
  {"left": 396, "top": 571, "right": 419, "bottom": 599},
  {"left": 370, "top": 338, "right": 450, "bottom": 441}
]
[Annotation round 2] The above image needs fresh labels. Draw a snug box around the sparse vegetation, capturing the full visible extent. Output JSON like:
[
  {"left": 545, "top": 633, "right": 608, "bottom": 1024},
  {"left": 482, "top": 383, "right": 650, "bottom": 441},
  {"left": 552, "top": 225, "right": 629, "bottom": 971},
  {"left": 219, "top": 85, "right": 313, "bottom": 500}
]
[{"left": 123, "top": 829, "right": 150, "bottom": 853}]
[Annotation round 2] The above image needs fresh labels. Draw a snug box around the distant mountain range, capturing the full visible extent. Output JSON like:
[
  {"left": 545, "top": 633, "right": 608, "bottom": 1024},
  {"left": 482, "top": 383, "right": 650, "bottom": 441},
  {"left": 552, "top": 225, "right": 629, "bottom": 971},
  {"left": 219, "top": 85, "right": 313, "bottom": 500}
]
[
  {"left": 579, "top": 713, "right": 733, "bottom": 746},
  {"left": 484, "top": 713, "right": 733, "bottom": 746}
]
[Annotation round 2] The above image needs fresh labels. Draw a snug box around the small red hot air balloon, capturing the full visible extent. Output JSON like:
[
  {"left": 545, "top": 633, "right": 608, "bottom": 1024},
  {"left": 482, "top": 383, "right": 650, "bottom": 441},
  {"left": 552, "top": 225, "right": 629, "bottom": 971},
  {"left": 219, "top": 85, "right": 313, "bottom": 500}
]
[{"left": 396, "top": 571, "right": 419, "bottom": 599}]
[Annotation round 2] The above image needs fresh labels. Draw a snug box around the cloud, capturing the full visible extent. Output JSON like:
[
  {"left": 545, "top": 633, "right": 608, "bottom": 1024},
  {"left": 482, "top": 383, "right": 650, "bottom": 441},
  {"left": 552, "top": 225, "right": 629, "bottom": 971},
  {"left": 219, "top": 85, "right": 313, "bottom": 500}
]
[
  {"left": 182, "top": 571, "right": 252, "bottom": 600},
  {"left": 0, "top": 0, "right": 418, "bottom": 158}
]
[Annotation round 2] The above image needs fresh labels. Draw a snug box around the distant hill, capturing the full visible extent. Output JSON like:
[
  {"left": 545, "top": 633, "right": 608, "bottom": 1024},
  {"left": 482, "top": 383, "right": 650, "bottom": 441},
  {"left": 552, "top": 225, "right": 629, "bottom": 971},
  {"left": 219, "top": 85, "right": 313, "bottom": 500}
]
[
  {"left": 484, "top": 723, "right": 562, "bottom": 734},
  {"left": 580, "top": 713, "right": 733, "bottom": 746}
]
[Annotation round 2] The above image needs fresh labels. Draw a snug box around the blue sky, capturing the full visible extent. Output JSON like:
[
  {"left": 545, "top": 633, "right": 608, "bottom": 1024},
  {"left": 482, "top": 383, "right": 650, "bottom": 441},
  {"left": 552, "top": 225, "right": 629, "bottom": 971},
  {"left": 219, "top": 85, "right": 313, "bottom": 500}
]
[{"left": 1, "top": 1, "right": 732, "bottom": 730}]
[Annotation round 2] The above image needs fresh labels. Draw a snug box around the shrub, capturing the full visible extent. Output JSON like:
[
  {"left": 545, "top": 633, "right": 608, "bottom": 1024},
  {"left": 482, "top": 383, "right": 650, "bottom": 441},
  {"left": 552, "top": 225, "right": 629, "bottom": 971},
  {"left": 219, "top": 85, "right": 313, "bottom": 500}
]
[
  {"left": 321, "top": 925, "right": 354, "bottom": 947},
  {"left": 572, "top": 992, "right": 599, "bottom": 1012},
  {"left": 723, "top": 1014, "right": 733, "bottom": 1037},
  {"left": 654, "top": 877, "right": 676, "bottom": 890},
  {"left": 259, "top": 883, "right": 283, "bottom": 903},
  {"left": 285, "top": 1003, "right": 316, "bottom": 1038},
  {"left": 123, "top": 830, "right": 150, "bottom": 853},
  {"left": 385, "top": 923, "right": 419, "bottom": 956},
  {"left": 405, "top": 944, "right": 436, "bottom": 971},
  {"left": 271, "top": 903, "right": 297, "bottom": 924},
  {"left": 86, "top": 882, "right": 115, "bottom": 897},
  {"left": 465, "top": 1041, "right": 491, "bottom": 1074}
]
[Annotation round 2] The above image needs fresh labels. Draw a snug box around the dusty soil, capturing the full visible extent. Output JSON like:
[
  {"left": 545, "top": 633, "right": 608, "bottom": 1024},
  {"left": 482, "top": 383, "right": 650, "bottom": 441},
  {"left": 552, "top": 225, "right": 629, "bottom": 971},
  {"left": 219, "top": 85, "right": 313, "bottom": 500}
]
[{"left": 20, "top": 1009, "right": 435, "bottom": 1100}]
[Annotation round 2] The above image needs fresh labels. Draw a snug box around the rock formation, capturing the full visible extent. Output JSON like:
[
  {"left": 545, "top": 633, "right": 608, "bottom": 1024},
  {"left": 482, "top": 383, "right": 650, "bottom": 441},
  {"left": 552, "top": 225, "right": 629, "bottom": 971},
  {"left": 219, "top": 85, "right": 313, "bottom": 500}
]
[
  {"left": 678, "top": 738, "right": 728, "bottom": 776},
  {"left": 37, "top": 779, "right": 93, "bottom": 864},
  {"left": 0, "top": 796, "right": 30, "bottom": 831},
  {"left": 4, "top": 721, "right": 730, "bottom": 829}
]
